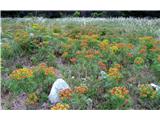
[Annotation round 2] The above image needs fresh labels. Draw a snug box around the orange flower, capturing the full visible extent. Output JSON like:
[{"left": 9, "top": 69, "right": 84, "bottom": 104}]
[
  {"left": 76, "top": 51, "right": 81, "bottom": 55},
  {"left": 88, "top": 32, "right": 93, "bottom": 36},
  {"left": 81, "top": 39, "right": 88, "bottom": 47},
  {"left": 39, "top": 63, "right": 47, "bottom": 69},
  {"left": 94, "top": 50, "right": 100, "bottom": 55},
  {"left": 86, "top": 49, "right": 94, "bottom": 54},
  {"left": 127, "top": 43, "right": 134, "bottom": 49},
  {"left": 150, "top": 46, "right": 160, "bottom": 52},
  {"left": 74, "top": 86, "right": 88, "bottom": 94},
  {"left": 116, "top": 43, "right": 126, "bottom": 49},
  {"left": 139, "top": 48, "right": 146, "bottom": 54},
  {"left": 70, "top": 58, "right": 77, "bottom": 64},
  {"left": 111, "top": 86, "right": 129, "bottom": 99},
  {"left": 116, "top": 43, "right": 134, "bottom": 49},
  {"left": 59, "top": 88, "right": 73, "bottom": 100},
  {"left": 128, "top": 53, "right": 133, "bottom": 57},
  {"left": 98, "top": 61, "right": 107, "bottom": 70},
  {"left": 38, "top": 63, "right": 55, "bottom": 76},
  {"left": 45, "top": 67, "right": 55, "bottom": 76},
  {"left": 85, "top": 54, "right": 94, "bottom": 59},
  {"left": 62, "top": 52, "right": 68, "bottom": 57}
]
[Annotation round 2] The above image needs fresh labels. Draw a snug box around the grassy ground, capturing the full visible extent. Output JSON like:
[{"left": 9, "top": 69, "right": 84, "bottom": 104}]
[{"left": 1, "top": 17, "right": 160, "bottom": 110}]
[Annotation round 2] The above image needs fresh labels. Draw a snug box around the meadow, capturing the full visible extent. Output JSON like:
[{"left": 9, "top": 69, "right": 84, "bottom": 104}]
[{"left": 1, "top": 17, "right": 160, "bottom": 110}]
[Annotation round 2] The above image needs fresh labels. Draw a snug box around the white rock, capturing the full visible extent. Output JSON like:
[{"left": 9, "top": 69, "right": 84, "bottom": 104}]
[
  {"left": 48, "top": 78, "right": 70, "bottom": 104},
  {"left": 150, "top": 83, "right": 160, "bottom": 91},
  {"left": 99, "top": 71, "right": 107, "bottom": 79},
  {"left": 71, "top": 76, "right": 75, "bottom": 79},
  {"left": 29, "top": 33, "right": 34, "bottom": 37}
]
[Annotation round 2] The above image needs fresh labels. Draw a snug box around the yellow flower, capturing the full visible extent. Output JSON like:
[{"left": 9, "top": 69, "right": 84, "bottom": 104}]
[
  {"left": 110, "top": 45, "right": 119, "bottom": 53},
  {"left": 26, "top": 93, "right": 39, "bottom": 105},
  {"left": 2, "top": 43, "right": 11, "bottom": 49},
  {"left": 2, "top": 43, "right": 13, "bottom": 55},
  {"left": 90, "top": 34, "right": 99, "bottom": 41},
  {"left": 139, "top": 84, "right": 157, "bottom": 99},
  {"left": 110, "top": 86, "right": 129, "bottom": 99},
  {"left": 14, "top": 30, "right": 29, "bottom": 45},
  {"left": 51, "top": 103, "right": 70, "bottom": 110},
  {"left": 108, "top": 67, "right": 119, "bottom": 77},
  {"left": 114, "top": 64, "right": 122, "bottom": 70},
  {"left": 108, "top": 67, "right": 122, "bottom": 82},
  {"left": 32, "top": 24, "right": 39, "bottom": 29},
  {"left": 10, "top": 68, "right": 33, "bottom": 80},
  {"left": 99, "top": 40, "right": 109, "bottom": 50},
  {"left": 139, "top": 36, "right": 153, "bottom": 41}
]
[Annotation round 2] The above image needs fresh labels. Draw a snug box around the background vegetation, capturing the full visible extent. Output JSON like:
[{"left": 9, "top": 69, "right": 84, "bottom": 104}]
[{"left": 1, "top": 11, "right": 160, "bottom": 18}]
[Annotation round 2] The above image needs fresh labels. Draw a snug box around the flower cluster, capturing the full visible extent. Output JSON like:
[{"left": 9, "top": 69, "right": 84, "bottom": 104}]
[
  {"left": 139, "top": 84, "right": 157, "bottom": 99},
  {"left": 149, "top": 46, "right": 160, "bottom": 52},
  {"left": 90, "top": 34, "right": 99, "bottom": 40},
  {"left": 110, "top": 45, "right": 119, "bottom": 53},
  {"left": 99, "top": 40, "right": 109, "bottom": 50},
  {"left": 110, "top": 86, "right": 129, "bottom": 99},
  {"left": 14, "top": 30, "right": 29, "bottom": 46},
  {"left": 134, "top": 57, "right": 144, "bottom": 65},
  {"left": 81, "top": 39, "right": 88, "bottom": 48},
  {"left": 51, "top": 103, "right": 70, "bottom": 110},
  {"left": 59, "top": 88, "right": 73, "bottom": 100},
  {"left": 2, "top": 43, "right": 13, "bottom": 56},
  {"left": 85, "top": 54, "right": 94, "bottom": 59},
  {"left": 38, "top": 63, "right": 55, "bottom": 76},
  {"left": 2, "top": 43, "right": 11, "bottom": 49},
  {"left": 74, "top": 86, "right": 88, "bottom": 94},
  {"left": 116, "top": 43, "right": 134, "bottom": 49},
  {"left": 10, "top": 68, "right": 33, "bottom": 80},
  {"left": 128, "top": 53, "right": 133, "bottom": 58},
  {"left": 62, "top": 51, "right": 68, "bottom": 58},
  {"left": 98, "top": 61, "right": 107, "bottom": 70},
  {"left": 26, "top": 93, "right": 39, "bottom": 105},
  {"left": 32, "top": 24, "right": 45, "bottom": 31},
  {"left": 139, "top": 48, "right": 146, "bottom": 54},
  {"left": 70, "top": 57, "right": 77, "bottom": 64},
  {"left": 126, "top": 43, "right": 134, "bottom": 49},
  {"left": 108, "top": 67, "right": 122, "bottom": 81},
  {"left": 139, "top": 36, "right": 153, "bottom": 41},
  {"left": 32, "top": 24, "right": 40, "bottom": 29},
  {"left": 85, "top": 49, "right": 100, "bottom": 59},
  {"left": 114, "top": 64, "right": 122, "bottom": 70}
]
